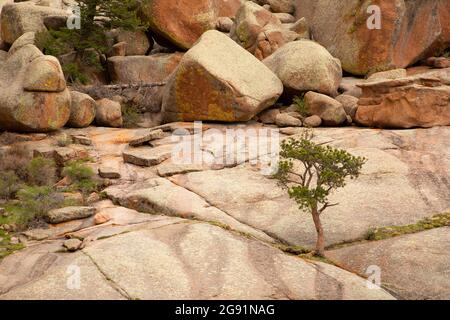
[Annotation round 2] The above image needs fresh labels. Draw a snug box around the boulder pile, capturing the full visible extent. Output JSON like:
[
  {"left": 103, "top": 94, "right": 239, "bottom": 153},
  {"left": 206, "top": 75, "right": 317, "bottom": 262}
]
[
  {"left": 0, "top": 32, "right": 70, "bottom": 132},
  {"left": 0, "top": 0, "right": 448, "bottom": 132}
]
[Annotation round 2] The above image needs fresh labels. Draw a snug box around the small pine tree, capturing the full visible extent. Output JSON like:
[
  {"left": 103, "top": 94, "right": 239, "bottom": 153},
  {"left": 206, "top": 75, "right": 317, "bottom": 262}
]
[
  {"left": 37, "top": 0, "right": 146, "bottom": 83},
  {"left": 274, "top": 130, "right": 366, "bottom": 256}
]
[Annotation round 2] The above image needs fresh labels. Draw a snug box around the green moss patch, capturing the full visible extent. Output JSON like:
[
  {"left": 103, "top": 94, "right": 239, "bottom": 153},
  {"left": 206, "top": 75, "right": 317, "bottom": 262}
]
[
  {"left": 364, "top": 213, "right": 450, "bottom": 241},
  {"left": 0, "top": 229, "right": 24, "bottom": 260},
  {"left": 276, "top": 244, "right": 311, "bottom": 255}
]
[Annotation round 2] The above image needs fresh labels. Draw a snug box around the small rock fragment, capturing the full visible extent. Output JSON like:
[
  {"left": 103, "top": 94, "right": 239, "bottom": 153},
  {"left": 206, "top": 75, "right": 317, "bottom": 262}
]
[{"left": 63, "top": 238, "right": 82, "bottom": 252}]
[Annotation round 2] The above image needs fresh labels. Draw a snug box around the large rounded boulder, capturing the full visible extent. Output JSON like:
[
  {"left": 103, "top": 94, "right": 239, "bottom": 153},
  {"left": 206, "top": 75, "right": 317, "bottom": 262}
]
[
  {"left": 263, "top": 40, "right": 342, "bottom": 97},
  {"left": 294, "top": 0, "right": 450, "bottom": 75},
  {"left": 139, "top": 0, "right": 245, "bottom": 50},
  {"left": 0, "top": 2, "right": 68, "bottom": 45},
  {"left": 161, "top": 30, "right": 283, "bottom": 123},
  {"left": 0, "top": 32, "right": 71, "bottom": 132}
]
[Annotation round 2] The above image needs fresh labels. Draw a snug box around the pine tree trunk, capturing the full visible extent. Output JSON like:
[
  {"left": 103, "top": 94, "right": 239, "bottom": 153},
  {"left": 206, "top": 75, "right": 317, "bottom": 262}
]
[{"left": 312, "top": 206, "right": 325, "bottom": 257}]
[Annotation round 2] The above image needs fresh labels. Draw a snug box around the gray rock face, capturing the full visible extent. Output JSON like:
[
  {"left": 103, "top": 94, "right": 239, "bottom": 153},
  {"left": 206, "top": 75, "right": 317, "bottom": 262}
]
[
  {"left": 263, "top": 40, "right": 342, "bottom": 97},
  {"left": 328, "top": 227, "right": 450, "bottom": 300},
  {"left": 46, "top": 206, "right": 96, "bottom": 224}
]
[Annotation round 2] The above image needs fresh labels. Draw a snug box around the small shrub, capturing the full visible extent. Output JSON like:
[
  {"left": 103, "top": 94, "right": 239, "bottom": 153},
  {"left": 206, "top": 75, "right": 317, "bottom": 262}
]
[
  {"left": 0, "top": 229, "right": 24, "bottom": 260},
  {"left": 56, "top": 134, "right": 73, "bottom": 147},
  {"left": 36, "top": 0, "right": 147, "bottom": 84},
  {"left": 0, "top": 145, "right": 31, "bottom": 180},
  {"left": 62, "top": 161, "right": 97, "bottom": 194},
  {"left": 443, "top": 48, "right": 450, "bottom": 58},
  {"left": 122, "top": 103, "right": 141, "bottom": 128},
  {"left": 25, "top": 157, "right": 57, "bottom": 186},
  {"left": 0, "top": 171, "right": 22, "bottom": 200},
  {"left": 16, "top": 186, "right": 65, "bottom": 224},
  {"left": 293, "top": 95, "right": 310, "bottom": 117}
]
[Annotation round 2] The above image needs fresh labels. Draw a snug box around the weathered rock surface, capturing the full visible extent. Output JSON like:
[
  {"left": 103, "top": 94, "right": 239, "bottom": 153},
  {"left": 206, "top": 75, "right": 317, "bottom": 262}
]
[
  {"left": 128, "top": 129, "right": 165, "bottom": 147},
  {"left": 294, "top": 0, "right": 450, "bottom": 75},
  {"left": 122, "top": 145, "right": 172, "bottom": 167},
  {"left": 169, "top": 127, "right": 450, "bottom": 248},
  {"left": 305, "top": 92, "right": 347, "bottom": 126},
  {"left": 108, "top": 53, "right": 183, "bottom": 84},
  {"left": 328, "top": 227, "right": 450, "bottom": 300},
  {"left": 139, "top": 0, "right": 244, "bottom": 50},
  {"left": 67, "top": 91, "right": 96, "bottom": 128},
  {"left": 230, "top": 2, "right": 300, "bottom": 60},
  {"left": 367, "top": 68, "right": 407, "bottom": 82},
  {"left": 0, "top": 2, "right": 68, "bottom": 44},
  {"left": 0, "top": 32, "right": 71, "bottom": 132},
  {"left": 263, "top": 40, "right": 342, "bottom": 97},
  {"left": 0, "top": 218, "right": 394, "bottom": 300},
  {"left": 355, "top": 69, "right": 450, "bottom": 128},
  {"left": 46, "top": 206, "right": 96, "bottom": 224},
  {"left": 0, "top": 123, "right": 448, "bottom": 300},
  {"left": 161, "top": 30, "right": 283, "bottom": 123}
]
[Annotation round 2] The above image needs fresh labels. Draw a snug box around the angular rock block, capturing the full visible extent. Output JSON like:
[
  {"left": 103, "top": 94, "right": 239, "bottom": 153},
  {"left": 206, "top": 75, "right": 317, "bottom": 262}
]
[
  {"left": 355, "top": 69, "right": 450, "bottom": 128},
  {"left": 161, "top": 30, "right": 283, "bottom": 123}
]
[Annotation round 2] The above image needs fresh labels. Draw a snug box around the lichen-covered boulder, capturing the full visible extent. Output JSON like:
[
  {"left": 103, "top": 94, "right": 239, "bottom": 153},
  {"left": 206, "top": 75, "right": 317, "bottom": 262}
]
[
  {"left": 67, "top": 91, "right": 96, "bottom": 128},
  {"left": 139, "top": 0, "right": 245, "bottom": 50},
  {"left": 294, "top": 0, "right": 450, "bottom": 75},
  {"left": 263, "top": 40, "right": 342, "bottom": 97},
  {"left": 0, "top": 2, "right": 68, "bottom": 44},
  {"left": 0, "top": 32, "right": 70, "bottom": 132},
  {"left": 161, "top": 30, "right": 283, "bottom": 123}
]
